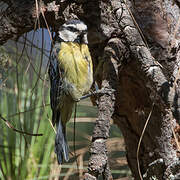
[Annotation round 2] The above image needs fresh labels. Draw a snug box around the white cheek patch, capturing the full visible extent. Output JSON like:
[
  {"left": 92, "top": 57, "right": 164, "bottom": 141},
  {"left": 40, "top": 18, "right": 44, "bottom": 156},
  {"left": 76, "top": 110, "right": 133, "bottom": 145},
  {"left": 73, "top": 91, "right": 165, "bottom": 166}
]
[
  {"left": 76, "top": 23, "right": 87, "bottom": 31},
  {"left": 59, "top": 29, "right": 78, "bottom": 42}
]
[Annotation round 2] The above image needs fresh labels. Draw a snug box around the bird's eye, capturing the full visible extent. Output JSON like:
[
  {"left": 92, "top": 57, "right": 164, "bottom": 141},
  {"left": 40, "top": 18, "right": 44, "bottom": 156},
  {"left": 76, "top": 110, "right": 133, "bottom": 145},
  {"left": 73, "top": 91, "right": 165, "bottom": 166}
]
[{"left": 67, "top": 26, "right": 78, "bottom": 32}]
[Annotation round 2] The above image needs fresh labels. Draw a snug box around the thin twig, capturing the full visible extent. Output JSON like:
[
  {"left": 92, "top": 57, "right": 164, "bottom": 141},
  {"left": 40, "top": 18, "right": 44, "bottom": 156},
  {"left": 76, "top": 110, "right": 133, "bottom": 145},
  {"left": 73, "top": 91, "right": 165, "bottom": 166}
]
[
  {"left": 20, "top": 37, "right": 50, "bottom": 55},
  {"left": 31, "top": 28, "right": 44, "bottom": 93},
  {"left": 74, "top": 103, "right": 80, "bottom": 173},
  {"left": 8, "top": 103, "right": 50, "bottom": 118},
  {"left": 24, "top": 47, "right": 45, "bottom": 82},
  {"left": 123, "top": 0, "right": 163, "bottom": 68},
  {"left": 15, "top": 42, "right": 28, "bottom": 156},
  {"left": 24, "top": 60, "right": 31, "bottom": 76},
  {"left": 123, "top": 0, "right": 149, "bottom": 48},
  {"left": 47, "top": 113, "right": 56, "bottom": 133},
  {"left": 43, "top": 30, "right": 54, "bottom": 129},
  {"left": 0, "top": 114, "right": 43, "bottom": 136},
  {"left": 137, "top": 103, "right": 155, "bottom": 180},
  {"left": 17, "top": 33, "right": 27, "bottom": 65},
  {"left": 35, "top": 0, "right": 40, "bottom": 29},
  {"left": 40, "top": 4, "right": 53, "bottom": 43}
]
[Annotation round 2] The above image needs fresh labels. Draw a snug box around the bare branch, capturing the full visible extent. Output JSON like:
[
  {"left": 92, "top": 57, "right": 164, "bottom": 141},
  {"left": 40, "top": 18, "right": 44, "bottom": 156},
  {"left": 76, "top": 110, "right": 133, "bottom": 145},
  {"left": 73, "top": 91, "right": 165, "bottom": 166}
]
[
  {"left": 0, "top": 114, "right": 43, "bottom": 136},
  {"left": 84, "top": 38, "right": 121, "bottom": 180}
]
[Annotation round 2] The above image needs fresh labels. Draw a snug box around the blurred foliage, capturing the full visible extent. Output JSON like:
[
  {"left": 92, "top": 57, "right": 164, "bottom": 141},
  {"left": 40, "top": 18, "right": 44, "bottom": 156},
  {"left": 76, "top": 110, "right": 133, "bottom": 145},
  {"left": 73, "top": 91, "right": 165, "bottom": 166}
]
[
  {"left": 0, "top": 42, "right": 131, "bottom": 179},
  {"left": 0, "top": 45, "right": 54, "bottom": 179}
]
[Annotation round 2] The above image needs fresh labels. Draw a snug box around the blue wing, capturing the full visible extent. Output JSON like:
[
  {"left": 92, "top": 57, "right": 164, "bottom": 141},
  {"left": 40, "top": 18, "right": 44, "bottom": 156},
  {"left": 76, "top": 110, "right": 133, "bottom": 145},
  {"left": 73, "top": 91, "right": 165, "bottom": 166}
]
[
  {"left": 48, "top": 44, "right": 62, "bottom": 126},
  {"left": 48, "top": 43, "right": 69, "bottom": 164}
]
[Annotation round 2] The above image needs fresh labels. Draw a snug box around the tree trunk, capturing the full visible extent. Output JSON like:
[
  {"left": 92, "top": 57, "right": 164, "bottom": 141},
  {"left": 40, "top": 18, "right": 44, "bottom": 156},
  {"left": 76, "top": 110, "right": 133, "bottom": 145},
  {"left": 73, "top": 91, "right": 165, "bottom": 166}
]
[{"left": 0, "top": 0, "right": 180, "bottom": 179}]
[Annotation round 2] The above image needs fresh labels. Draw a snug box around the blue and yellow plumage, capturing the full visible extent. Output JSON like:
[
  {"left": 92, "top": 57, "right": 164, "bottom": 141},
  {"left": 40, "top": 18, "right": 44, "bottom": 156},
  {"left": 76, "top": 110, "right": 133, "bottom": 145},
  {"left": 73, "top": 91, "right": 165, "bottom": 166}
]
[{"left": 48, "top": 20, "right": 93, "bottom": 164}]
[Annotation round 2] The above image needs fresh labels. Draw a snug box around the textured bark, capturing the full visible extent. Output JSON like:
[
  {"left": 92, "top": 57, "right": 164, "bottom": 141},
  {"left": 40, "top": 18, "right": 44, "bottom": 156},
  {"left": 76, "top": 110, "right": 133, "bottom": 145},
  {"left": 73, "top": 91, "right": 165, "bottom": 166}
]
[
  {"left": 1, "top": 0, "right": 180, "bottom": 179},
  {"left": 84, "top": 38, "right": 119, "bottom": 179}
]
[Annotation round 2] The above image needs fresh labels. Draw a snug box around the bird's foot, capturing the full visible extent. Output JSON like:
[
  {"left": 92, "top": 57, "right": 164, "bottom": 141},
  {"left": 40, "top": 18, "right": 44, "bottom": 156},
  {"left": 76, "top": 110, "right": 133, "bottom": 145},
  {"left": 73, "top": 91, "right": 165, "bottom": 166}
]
[{"left": 80, "top": 88, "right": 116, "bottom": 101}]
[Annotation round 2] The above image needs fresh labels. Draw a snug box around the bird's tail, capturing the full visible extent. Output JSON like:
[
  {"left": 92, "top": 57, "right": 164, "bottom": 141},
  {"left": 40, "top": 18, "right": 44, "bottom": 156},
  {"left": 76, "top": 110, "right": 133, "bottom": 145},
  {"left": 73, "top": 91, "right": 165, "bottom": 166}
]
[{"left": 55, "top": 120, "right": 69, "bottom": 164}]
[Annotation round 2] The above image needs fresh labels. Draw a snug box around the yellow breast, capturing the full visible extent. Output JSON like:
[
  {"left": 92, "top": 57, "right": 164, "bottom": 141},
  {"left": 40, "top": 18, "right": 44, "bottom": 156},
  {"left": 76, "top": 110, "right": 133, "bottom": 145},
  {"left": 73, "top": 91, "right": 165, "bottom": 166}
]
[{"left": 58, "top": 42, "right": 93, "bottom": 100}]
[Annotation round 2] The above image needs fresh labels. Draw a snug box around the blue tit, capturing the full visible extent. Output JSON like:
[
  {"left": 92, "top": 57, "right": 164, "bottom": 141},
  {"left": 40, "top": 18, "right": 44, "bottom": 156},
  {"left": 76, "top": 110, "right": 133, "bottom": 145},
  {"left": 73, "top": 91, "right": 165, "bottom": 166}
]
[{"left": 48, "top": 19, "right": 93, "bottom": 164}]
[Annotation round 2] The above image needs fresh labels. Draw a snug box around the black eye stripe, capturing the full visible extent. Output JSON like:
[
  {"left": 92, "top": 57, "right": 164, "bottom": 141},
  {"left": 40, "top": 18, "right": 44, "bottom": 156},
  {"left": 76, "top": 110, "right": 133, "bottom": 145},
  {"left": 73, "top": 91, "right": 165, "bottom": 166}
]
[{"left": 66, "top": 26, "right": 78, "bottom": 32}]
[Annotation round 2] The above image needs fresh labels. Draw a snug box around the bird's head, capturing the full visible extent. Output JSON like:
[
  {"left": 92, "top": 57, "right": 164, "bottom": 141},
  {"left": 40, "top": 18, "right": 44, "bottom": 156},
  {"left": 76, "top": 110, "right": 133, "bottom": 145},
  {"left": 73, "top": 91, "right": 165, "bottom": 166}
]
[{"left": 58, "top": 20, "right": 88, "bottom": 44}]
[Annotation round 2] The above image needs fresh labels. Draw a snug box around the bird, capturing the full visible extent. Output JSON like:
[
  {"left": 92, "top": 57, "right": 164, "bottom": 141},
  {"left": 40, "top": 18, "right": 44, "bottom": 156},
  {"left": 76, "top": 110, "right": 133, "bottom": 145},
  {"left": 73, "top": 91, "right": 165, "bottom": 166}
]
[{"left": 48, "top": 19, "right": 93, "bottom": 164}]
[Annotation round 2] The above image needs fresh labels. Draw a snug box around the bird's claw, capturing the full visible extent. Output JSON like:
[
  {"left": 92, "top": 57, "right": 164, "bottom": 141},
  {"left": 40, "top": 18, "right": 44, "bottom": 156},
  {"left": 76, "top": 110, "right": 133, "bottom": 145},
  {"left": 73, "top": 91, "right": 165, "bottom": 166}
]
[{"left": 80, "top": 88, "right": 116, "bottom": 101}]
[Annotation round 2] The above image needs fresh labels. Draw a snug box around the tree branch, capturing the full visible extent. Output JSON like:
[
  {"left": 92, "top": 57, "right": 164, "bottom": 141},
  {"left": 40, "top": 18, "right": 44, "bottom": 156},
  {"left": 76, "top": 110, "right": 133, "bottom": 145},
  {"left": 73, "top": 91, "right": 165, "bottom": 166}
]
[
  {"left": 109, "top": 0, "right": 180, "bottom": 178},
  {"left": 84, "top": 38, "right": 121, "bottom": 180},
  {"left": 0, "top": 0, "right": 62, "bottom": 45}
]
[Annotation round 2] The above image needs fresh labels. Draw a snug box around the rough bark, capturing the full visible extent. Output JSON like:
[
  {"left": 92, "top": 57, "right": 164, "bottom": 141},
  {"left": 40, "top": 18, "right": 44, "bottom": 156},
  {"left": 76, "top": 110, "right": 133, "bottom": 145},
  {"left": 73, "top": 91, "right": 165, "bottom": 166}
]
[
  {"left": 84, "top": 38, "right": 119, "bottom": 179},
  {"left": 0, "top": 0, "right": 180, "bottom": 179}
]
